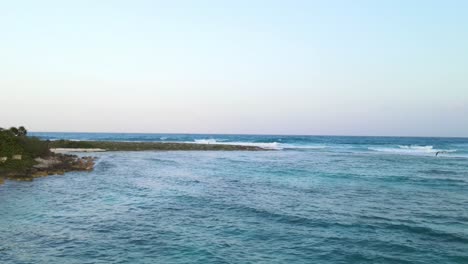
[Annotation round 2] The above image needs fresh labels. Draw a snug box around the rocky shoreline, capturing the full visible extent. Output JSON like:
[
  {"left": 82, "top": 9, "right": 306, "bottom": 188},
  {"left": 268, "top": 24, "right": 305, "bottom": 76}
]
[
  {"left": 1, "top": 154, "right": 96, "bottom": 182},
  {"left": 1, "top": 139, "right": 267, "bottom": 185}
]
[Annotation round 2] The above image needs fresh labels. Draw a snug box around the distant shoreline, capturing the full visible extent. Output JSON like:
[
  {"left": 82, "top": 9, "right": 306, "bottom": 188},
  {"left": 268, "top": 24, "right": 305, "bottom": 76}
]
[
  {"left": 48, "top": 140, "right": 266, "bottom": 151},
  {"left": 0, "top": 139, "right": 266, "bottom": 184}
]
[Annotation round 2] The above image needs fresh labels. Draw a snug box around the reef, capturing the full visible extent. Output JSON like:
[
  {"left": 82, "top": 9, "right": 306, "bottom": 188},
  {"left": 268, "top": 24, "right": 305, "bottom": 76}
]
[
  {"left": 0, "top": 127, "right": 266, "bottom": 185},
  {"left": 48, "top": 140, "right": 264, "bottom": 151}
]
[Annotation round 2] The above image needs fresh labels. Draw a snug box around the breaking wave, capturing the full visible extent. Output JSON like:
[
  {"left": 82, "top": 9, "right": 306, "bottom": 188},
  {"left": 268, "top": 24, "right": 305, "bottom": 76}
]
[
  {"left": 193, "top": 139, "right": 282, "bottom": 149},
  {"left": 194, "top": 139, "right": 223, "bottom": 144},
  {"left": 192, "top": 139, "right": 328, "bottom": 150},
  {"left": 369, "top": 145, "right": 457, "bottom": 156}
]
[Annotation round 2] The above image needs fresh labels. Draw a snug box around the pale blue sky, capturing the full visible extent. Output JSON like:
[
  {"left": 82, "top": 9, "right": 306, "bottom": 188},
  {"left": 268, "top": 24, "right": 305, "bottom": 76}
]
[{"left": 1, "top": 0, "right": 467, "bottom": 136}]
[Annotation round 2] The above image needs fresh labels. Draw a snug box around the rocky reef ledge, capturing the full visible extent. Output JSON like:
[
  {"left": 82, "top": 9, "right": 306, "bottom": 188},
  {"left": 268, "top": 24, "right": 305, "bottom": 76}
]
[
  {"left": 1, "top": 131, "right": 267, "bottom": 184},
  {"left": 49, "top": 140, "right": 265, "bottom": 151},
  {"left": 2, "top": 154, "right": 96, "bottom": 182},
  {"left": 0, "top": 140, "right": 266, "bottom": 184}
]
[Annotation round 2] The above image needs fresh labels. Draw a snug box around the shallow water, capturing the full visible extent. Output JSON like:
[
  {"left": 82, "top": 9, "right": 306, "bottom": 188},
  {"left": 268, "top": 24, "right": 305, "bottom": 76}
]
[{"left": 1, "top": 134, "right": 468, "bottom": 263}]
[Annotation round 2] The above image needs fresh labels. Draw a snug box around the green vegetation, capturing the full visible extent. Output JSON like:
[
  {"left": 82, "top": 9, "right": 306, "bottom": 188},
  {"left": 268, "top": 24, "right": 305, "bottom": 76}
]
[
  {"left": 50, "top": 140, "right": 95, "bottom": 148},
  {"left": 0, "top": 126, "right": 265, "bottom": 183},
  {"left": 0, "top": 127, "right": 50, "bottom": 176},
  {"left": 49, "top": 140, "right": 264, "bottom": 151}
]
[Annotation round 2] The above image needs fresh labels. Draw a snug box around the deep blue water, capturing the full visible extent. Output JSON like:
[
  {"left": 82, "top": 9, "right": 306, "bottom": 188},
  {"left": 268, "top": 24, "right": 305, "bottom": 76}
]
[{"left": 1, "top": 133, "right": 468, "bottom": 263}]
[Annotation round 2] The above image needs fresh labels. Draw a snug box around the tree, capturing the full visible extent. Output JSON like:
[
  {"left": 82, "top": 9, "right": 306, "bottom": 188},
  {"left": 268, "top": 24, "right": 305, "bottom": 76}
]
[
  {"left": 6, "top": 127, "right": 27, "bottom": 137},
  {"left": 18, "top": 126, "right": 27, "bottom": 136},
  {"left": 9, "top": 127, "right": 19, "bottom": 136}
]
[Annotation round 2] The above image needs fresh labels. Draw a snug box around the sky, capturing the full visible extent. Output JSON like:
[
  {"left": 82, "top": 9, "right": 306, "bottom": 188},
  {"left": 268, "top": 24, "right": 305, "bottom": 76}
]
[{"left": 1, "top": 0, "right": 467, "bottom": 137}]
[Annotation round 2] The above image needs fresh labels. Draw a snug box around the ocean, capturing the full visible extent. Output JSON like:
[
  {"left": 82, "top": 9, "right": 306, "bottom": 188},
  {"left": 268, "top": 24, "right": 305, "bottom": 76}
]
[{"left": 1, "top": 133, "right": 467, "bottom": 263}]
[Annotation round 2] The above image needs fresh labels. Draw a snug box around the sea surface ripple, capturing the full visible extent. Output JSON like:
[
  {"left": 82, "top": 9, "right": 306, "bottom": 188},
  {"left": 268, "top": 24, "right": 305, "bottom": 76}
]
[{"left": 1, "top": 134, "right": 468, "bottom": 263}]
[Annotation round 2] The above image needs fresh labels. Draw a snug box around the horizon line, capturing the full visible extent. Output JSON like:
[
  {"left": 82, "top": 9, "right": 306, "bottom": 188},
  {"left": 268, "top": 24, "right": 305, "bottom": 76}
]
[{"left": 28, "top": 131, "right": 468, "bottom": 139}]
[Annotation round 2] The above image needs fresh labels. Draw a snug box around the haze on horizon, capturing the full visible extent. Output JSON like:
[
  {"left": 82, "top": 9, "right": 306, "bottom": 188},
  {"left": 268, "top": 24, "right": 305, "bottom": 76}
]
[{"left": 1, "top": 0, "right": 467, "bottom": 137}]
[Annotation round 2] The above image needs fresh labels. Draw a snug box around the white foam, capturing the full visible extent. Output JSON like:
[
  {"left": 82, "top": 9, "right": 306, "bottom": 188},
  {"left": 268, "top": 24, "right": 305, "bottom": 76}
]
[
  {"left": 369, "top": 145, "right": 457, "bottom": 156},
  {"left": 50, "top": 148, "right": 106, "bottom": 153},
  {"left": 191, "top": 139, "right": 332, "bottom": 150},
  {"left": 229, "top": 142, "right": 282, "bottom": 150},
  {"left": 192, "top": 139, "right": 282, "bottom": 149},
  {"left": 194, "top": 139, "right": 219, "bottom": 144}
]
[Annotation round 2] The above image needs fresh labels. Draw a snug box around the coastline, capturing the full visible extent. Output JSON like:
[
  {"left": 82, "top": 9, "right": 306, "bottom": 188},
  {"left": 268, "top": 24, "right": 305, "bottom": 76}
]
[
  {"left": 0, "top": 140, "right": 266, "bottom": 185},
  {"left": 1, "top": 154, "right": 96, "bottom": 182},
  {"left": 48, "top": 140, "right": 265, "bottom": 151}
]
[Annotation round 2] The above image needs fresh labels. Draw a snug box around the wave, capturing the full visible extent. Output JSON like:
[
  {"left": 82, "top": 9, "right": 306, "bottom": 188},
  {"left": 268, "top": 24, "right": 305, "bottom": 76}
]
[
  {"left": 194, "top": 139, "right": 221, "bottom": 144},
  {"left": 193, "top": 139, "right": 282, "bottom": 149},
  {"left": 192, "top": 139, "right": 332, "bottom": 150},
  {"left": 369, "top": 145, "right": 457, "bottom": 156}
]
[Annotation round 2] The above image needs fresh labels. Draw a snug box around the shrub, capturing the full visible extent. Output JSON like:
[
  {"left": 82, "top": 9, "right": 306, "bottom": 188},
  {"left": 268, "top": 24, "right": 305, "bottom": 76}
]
[
  {"left": 19, "top": 137, "right": 50, "bottom": 157},
  {"left": 0, "top": 126, "right": 50, "bottom": 174}
]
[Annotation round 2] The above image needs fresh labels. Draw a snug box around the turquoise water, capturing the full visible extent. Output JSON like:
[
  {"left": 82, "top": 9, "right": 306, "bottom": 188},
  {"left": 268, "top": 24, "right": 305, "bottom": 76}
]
[{"left": 1, "top": 133, "right": 468, "bottom": 263}]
